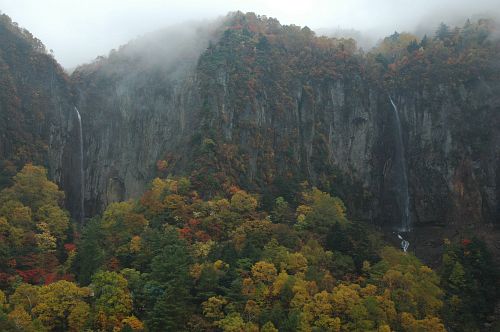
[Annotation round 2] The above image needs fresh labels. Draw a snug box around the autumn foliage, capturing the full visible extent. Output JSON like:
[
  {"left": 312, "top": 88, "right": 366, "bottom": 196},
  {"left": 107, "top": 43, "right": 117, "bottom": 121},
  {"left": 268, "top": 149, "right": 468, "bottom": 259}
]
[{"left": 0, "top": 12, "right": 499, "bottom": 331}]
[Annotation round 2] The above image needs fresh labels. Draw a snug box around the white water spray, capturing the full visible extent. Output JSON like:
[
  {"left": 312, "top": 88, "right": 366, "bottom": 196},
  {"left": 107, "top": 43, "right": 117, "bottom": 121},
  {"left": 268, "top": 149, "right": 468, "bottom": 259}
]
[
  {"left": 74, "top": 107, "right": 84, "bottom": 223},
  {"left": 389, "top": 97, "right": 410, "bottom": 232},
  {"left": 397, "top": 234, "right": 410, "bottom": 253}
]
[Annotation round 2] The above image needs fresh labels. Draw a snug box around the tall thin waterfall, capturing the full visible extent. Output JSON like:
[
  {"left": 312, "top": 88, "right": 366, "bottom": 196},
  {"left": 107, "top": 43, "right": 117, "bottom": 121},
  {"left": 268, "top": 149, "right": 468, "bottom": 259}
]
[
  {"left": 74, "top": 107, "right": 84, "bottom": 223},
  {"left": 389, "top": 97, "right": 410, "bottom": 232}
]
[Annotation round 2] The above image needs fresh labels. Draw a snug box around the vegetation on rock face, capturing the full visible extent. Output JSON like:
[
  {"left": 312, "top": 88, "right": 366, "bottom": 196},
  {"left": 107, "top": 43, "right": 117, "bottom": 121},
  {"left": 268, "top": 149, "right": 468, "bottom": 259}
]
[
  {"left": 191, "top": 12, "right": 365, "bottom": 204},
  {"left": 1, "top": 11, "right": 499, "bottom": 225},
  {"left": 0, "top": 10, "right": 499, "bottom": 332},
  {"left": 0, "top": 13, "right": 71, "bottom": 189},
  {"left": 0, "top": 166, "right": 497, "bottom": 331},
  {"left": 181, "top": 12, "right": 500, "bottom": 224}
]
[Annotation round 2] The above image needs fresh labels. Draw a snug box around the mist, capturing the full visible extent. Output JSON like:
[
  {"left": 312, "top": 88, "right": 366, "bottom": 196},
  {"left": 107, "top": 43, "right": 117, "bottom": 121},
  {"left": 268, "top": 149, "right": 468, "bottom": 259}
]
[
  {"left": 1, "top": 0, "right": 499, "bottom": 68},
  {"left": 81, "top": 18, "right": 224, "bottom": 81}
]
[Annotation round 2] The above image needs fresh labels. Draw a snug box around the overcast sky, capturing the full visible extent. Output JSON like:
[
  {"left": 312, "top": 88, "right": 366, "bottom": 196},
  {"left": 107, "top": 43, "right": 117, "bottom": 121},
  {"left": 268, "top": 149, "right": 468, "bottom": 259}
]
[{"left": 1, "top": 0, "right": 499, "bottom": 68}]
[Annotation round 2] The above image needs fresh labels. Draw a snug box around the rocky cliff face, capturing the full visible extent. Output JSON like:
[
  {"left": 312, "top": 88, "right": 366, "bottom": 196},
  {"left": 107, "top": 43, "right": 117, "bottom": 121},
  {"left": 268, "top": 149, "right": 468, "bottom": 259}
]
[
  {"left": 396, "top": 79, "right": 500, "bottom": 260},
  {"left": 1, "top": 12, "right": 498, "bottom": 245},
  {"left": 398, "top": 81, "right": 500, "bottom": 228},
  {"left": 70, "top": 21, "right": 219, "bottom": 216},
  {"left": 71, "top": 14, "right": 499, "bottom": 241},
  {"left": 0, "top": 14, "right": 80, "bottom": 217}
]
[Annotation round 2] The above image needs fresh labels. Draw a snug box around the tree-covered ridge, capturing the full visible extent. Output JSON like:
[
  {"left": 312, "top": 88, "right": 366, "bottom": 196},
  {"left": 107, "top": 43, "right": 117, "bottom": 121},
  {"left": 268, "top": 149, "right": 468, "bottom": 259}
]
[
  {"left": 176, "top": 13, "right": 500, "bottom": 209},
  {"left": 63, "top": 11, "right": 500, "bottom": 228},
  {"left": 0, "top": 10, "right": 499, "bottom": 331},
  {"left": 369, "top": 19, "right": 500, "bottom": 89},
  {"left": 0, "top": 13, "right": 72, "bottom": 189},
  {"left": 0, "top": 13, "right": 48, "bottom": 54},
  {"left": 174, "top": 12, "right": 367, "bottom": 207},
  {"left": 0, "top": 166, "right": 497, "bottom": 331}
]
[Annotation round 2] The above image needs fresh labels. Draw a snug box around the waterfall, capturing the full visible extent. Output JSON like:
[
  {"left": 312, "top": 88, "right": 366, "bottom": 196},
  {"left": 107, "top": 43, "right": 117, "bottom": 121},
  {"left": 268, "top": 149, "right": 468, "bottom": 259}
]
[
  {"left": 397, "top": 234, "right": 410, "bottom": 253},
  {"left": 389, "top": 97, "right": 410, "bottom": 232},
  {"left": 74, "top": 107, "right": 84, "bottom": 223}
]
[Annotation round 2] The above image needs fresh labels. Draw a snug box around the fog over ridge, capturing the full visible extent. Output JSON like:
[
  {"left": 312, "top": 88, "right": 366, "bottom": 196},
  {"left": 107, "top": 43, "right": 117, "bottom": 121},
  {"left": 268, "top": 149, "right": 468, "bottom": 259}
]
[{"left": 0, "top": 0, "right": 499, "bottom": 68}]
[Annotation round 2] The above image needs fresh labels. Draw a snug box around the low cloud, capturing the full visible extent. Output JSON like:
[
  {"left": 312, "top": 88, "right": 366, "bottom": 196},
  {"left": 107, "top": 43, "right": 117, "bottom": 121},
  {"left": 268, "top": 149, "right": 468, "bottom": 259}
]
[{"left": 1, "top": 0, "right": 499, "bottom": 68}]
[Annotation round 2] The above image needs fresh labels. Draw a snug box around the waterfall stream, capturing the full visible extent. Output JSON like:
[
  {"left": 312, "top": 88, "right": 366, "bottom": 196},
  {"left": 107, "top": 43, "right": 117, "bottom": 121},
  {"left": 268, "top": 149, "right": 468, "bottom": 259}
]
[
  {"left": 389, "top": 97, "right": 410, "bottom": 232},
  {"left": 74, "top": 107, "right": 84, "bottom": 223}
]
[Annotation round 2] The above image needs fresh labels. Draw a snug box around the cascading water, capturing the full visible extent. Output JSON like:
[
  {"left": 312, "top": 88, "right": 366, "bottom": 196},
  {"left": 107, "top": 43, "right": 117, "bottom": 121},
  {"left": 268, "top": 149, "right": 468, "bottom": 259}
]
[
  {"left": 74, "top": 107, "right": 85, "bottom": 223},
  {"left": 389, "top": 97, "right": 411, "bottom": 232},
  {"left": 398, "top": 234, "right": 410, "bottom": 253}
]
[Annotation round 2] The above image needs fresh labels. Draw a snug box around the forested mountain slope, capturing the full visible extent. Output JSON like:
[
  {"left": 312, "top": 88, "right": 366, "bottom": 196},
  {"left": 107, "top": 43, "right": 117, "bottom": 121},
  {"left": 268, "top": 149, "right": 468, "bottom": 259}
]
[
  {"left": 0, "top": 13, "right": 78, "bottom": 216},
  {"left": 0, "top": 10, "right": 500, "bottom": 331},
  {"left": 0, "top": 11, "right": 499, "bottom": 256},
  {"left": 71, "top": 13, "right": 500, "bottom": 236}
]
